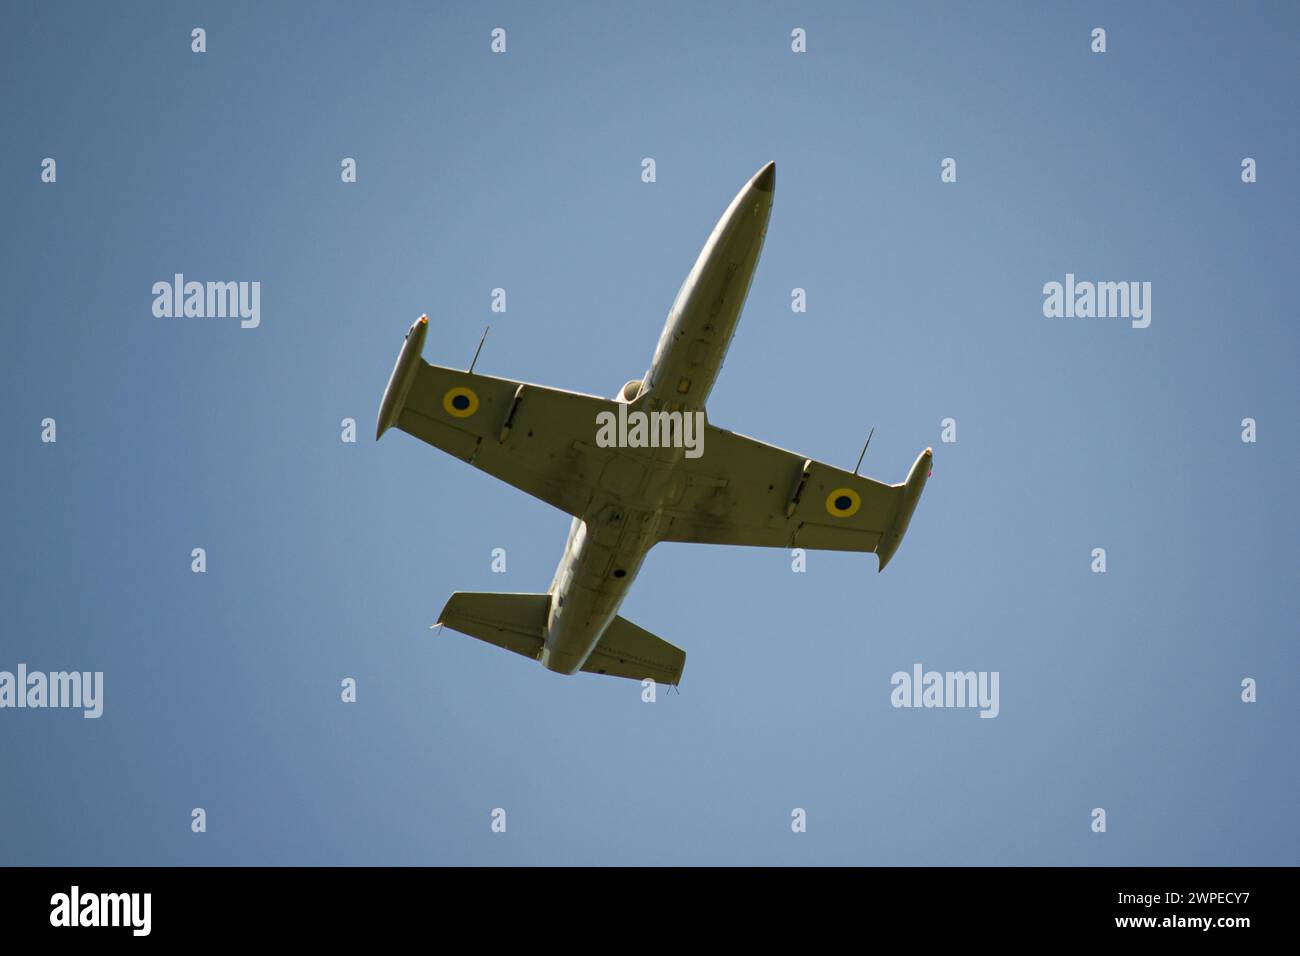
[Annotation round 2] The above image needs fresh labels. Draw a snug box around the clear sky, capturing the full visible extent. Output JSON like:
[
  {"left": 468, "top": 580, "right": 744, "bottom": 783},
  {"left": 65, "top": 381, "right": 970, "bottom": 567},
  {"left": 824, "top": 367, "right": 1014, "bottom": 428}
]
[{"left": 2, "top": 1, "right": 1296, "bottom": 865}]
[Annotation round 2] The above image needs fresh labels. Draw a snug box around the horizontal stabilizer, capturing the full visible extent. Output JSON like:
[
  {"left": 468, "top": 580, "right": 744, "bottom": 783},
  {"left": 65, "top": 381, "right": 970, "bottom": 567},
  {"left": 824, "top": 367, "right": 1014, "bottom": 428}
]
[
  {"left": 582, "top": 615, "right": 685, "bottom": 686},
  {"left": 437, "top": 592, "right": 549, "bottom": 661}
]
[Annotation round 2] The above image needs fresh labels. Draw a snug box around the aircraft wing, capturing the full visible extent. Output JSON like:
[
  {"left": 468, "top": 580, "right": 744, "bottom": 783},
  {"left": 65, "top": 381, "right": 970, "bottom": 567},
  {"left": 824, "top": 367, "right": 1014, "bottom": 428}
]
[
  {"left": 657, "top": 423, "right": 932, "bottom": 571},
  {"left": 382, "top": 356, "right": 620, "bottom": 518}
]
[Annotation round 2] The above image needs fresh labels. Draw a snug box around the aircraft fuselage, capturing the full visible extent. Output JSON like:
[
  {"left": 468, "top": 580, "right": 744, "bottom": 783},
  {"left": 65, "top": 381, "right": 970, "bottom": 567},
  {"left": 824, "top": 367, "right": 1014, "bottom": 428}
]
[{"left": 540, "top": 162, "right": 776, "bottom": 674}]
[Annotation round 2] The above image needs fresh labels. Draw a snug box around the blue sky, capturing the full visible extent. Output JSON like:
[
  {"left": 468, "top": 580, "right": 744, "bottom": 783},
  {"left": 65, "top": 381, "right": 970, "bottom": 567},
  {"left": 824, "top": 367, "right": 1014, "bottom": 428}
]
[{"left": 1, "top": 1, "right": 1296, "bottom": 865}]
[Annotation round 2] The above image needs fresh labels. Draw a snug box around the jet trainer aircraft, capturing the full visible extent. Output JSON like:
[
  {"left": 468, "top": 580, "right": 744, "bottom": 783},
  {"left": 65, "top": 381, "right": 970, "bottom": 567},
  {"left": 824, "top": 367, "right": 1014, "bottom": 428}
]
[{"left": 377, "top": 162, "right": 931, "bottom": 685}]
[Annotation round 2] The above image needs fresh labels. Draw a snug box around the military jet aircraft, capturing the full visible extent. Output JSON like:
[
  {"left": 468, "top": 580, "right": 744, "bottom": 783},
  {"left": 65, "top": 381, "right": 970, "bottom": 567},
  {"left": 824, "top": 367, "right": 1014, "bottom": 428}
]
[{"left": 377, "top": 162, "right": 931, "bottom": 685}]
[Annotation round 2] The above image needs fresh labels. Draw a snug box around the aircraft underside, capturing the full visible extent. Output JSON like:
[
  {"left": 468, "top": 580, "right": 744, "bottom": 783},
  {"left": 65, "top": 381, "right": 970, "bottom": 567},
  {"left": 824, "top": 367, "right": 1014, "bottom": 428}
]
[{"left": 377, "top": 162, "right": 931, "bottom": 685}]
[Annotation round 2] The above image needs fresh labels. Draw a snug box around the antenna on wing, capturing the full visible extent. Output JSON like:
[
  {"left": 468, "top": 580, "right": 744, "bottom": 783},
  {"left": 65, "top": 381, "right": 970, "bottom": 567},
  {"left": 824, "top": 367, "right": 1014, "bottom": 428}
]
[
  {"left": 853, "top": 426, "right": 875, "bottom": 476},
  {"left": 468, "top": 325, "right": 490, "bottom": 374}
]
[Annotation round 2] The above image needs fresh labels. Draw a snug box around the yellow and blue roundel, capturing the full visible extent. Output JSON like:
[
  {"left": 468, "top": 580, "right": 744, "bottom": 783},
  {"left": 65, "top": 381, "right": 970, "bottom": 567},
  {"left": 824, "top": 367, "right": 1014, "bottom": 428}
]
[
  {"left": 442, "top": 386, "right": 479, "bottom": 418},
  {"left": 825, "top": 487, "right": 861, "bottom": 518}
]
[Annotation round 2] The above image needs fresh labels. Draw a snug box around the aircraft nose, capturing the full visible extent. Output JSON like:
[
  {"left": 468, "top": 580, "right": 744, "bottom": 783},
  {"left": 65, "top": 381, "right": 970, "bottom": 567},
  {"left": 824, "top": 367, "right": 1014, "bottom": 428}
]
[{"left": 752, "top": 160, "right": 775, "bottom": 193}]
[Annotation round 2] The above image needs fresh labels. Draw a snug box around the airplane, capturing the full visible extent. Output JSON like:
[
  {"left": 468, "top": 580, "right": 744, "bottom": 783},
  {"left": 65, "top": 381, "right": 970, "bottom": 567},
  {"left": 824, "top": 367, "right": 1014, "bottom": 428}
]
[{"left": 376, "top": 161, "right": 931, "bottom": 686}]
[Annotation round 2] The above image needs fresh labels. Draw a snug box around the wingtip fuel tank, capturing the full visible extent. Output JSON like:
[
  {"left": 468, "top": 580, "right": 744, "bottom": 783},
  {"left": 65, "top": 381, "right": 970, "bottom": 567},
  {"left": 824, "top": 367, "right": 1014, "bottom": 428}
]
[
  {"left": 376, "top": 315, "right": 428, "bottom": 440},
  {"left": 876, "top": 447, "right": 932, "bottom": 572}
]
